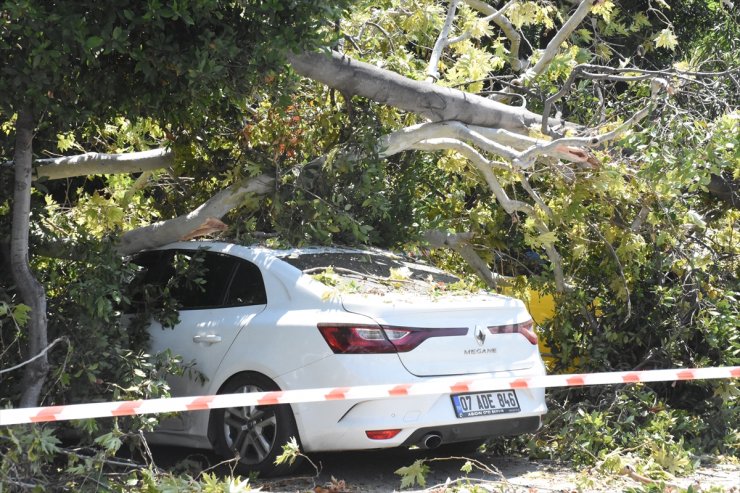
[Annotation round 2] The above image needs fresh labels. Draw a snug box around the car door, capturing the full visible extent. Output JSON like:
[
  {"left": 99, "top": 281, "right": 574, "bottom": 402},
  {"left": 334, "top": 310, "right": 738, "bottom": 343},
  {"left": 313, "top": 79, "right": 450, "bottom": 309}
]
[{"left": 135, "top": 249, "right": 267, "bottom": 398}]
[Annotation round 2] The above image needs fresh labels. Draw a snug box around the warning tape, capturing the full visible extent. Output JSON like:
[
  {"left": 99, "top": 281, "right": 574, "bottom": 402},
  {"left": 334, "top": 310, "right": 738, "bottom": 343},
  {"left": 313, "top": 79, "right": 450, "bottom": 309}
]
[{"left": 0, "top": 366, "right": 737, "bottom": 426}]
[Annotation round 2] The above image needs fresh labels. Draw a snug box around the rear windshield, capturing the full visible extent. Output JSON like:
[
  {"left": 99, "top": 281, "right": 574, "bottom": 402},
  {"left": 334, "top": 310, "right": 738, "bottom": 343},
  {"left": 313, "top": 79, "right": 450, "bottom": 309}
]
[{"left": 280, "top": 251, "right": 459, "bottom": 294}]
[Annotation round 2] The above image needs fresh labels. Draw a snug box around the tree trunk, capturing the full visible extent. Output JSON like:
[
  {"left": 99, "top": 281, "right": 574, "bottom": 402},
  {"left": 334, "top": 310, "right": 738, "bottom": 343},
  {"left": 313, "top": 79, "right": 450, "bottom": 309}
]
[{"left": 10, "top": 108, "right": 49, "bottom": 408}]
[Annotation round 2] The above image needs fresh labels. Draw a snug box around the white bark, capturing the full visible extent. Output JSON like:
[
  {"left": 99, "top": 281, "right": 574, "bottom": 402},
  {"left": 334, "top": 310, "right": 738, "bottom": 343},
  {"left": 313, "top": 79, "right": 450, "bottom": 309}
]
[
  {"left": 117, "top": 174, "right": 274, "bottom": 255},
  {"left": 33, "top": 148, "right": 173, "bottom": 180},
  {"left": 423, "top": 230, "right": 512, "bottom": 288},
  {"left": 10, "top": 108, "right": 49, "bottom": 408},
  {"left": 380, "top": 121, "right": 518, "bottom": 161},
  {"left": 402, "top": 135, "right": 567, "bottom": 291},
  {"left": 513, "top": 0, "right": 596, "bottom": 86},
  {"left": 426, "top": 0, "right": 460, "bottom": 83},
  {"left": 380, "top": 121, "right": 599, "bottom": 168},
  {"left": 288, "top": 50, "right": 574, "bottom": 134}
]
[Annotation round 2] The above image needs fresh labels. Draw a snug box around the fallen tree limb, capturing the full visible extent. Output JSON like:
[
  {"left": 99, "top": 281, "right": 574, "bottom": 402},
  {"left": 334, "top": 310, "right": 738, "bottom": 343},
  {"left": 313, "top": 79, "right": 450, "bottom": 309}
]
[
  {"left": 426, "top": 0, "right": 460, "bottom": 82},
  {"left": 380, "top": 121, "right": 601, "bottom": 169},
  {"left": 288, "top": 50, "right": 576, "bottom": 135},
  {"left": 423, "top": 230, "right": 511, "bottom": 289},
  {"left": 117, "top": 174, "right": 274, "bottom": 255},
  {"left": 515, "top": 0, "right": 596, "bottom": 86}
]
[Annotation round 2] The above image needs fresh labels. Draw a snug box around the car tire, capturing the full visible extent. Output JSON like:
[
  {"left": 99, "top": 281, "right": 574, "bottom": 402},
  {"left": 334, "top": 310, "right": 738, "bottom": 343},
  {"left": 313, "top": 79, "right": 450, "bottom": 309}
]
[{"left": 209, "top": 372, "right": 302, "bottom": 477}]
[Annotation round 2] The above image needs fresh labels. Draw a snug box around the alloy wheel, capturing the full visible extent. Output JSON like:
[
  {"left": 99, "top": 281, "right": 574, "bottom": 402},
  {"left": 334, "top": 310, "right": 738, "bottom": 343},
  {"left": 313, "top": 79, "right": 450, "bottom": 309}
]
[{"left": 222, "top": 384, "right": 278, "bottom": 465}]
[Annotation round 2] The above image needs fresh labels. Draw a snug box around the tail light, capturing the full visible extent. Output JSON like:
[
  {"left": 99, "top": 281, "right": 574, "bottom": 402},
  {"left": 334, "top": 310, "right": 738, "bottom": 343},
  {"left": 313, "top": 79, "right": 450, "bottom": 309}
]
[
  {"left": 488, "top": 319, "right": 538, "bottom": 345},
  {"left": 318, "top": 324, "right": 396, "bottom": 353},
  {"left": 366, "top": 429, "right": 402, "bottom": 440},
  {"left": 317, "top": 324, "right": 467, "bottom": 354}
]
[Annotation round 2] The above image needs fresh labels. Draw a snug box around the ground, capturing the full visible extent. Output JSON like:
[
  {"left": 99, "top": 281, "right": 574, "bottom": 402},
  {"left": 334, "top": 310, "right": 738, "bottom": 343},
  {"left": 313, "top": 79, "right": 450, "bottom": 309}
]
[{"left": 151, "top": 445, "right": 740, "bottom": 492}]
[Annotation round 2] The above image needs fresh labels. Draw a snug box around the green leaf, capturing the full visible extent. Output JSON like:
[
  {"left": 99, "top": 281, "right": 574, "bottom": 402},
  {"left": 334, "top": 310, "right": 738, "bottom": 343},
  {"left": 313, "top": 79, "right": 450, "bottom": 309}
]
[
  {"left": 395, "top": 459, "right": 430, "bottom": 489},
  {"left": 37, "top": 428, "right": 62, "bottom": 455},
  {"left": 654, "top": 28, "right": 678, "bottom": 51},
  {"left": 526, "top": 231, "right": 558, "bottom": 248},
  {"left": 591, "top": 0, "right": 615, "bottom": 21},
  {"left": 274, "top": 436, "right": 301, "bottom": 466},
  {"left": 12, "top": 304, "right": 32, "bottom": 327},
  {"left": 85, "top": 36, "right": 105, "bottom": 50},
  {"left": 57, "top": 132, "right": 77, "bottom": 152},
  {"left": 94, "top": 431, "right": 123, "bottom": 454}
]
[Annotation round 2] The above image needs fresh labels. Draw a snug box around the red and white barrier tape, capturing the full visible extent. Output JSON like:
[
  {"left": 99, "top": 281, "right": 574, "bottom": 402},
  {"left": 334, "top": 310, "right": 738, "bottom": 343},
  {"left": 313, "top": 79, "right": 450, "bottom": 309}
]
[{"left": 1, "top": 366, "right": 737, "bottom": 426}]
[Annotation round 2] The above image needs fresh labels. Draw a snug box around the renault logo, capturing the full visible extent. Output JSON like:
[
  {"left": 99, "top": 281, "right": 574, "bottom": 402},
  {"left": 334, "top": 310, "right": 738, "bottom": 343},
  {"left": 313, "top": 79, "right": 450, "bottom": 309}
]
[{"left": 474, "top": 325, "right": 486, "bottom": 346}]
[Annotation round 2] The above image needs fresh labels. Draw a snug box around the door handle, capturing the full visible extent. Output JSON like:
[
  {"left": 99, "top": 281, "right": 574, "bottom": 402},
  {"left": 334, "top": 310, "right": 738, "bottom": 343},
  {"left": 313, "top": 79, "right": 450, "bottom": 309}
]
[{"left": 193, "top": 334, "right": 222, "bottom": 344}]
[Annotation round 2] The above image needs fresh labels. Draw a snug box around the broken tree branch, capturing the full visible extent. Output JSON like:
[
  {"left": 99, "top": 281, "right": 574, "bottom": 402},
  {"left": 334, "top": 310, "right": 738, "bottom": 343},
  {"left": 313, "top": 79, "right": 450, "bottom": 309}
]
[
  {"left": 288, "top": 50, "right": 576, "bottom": 134},
  {"left": 423, "top": 230, "right": 511, "bottom": 289},
  {"left": 381, "top": 120, "right": 598, "bottom": 169},
  {"left": 380, "top": 121, "right": 519, "bottom": 161},
  {"left": 117, "top": 174, "right": 274, "bottom": 255},
  {"left": 0, "top": 337, "right": 68, "bottom": 376},
  {"left": 518, "top": 79, "right": 671, "bottom": 168}
]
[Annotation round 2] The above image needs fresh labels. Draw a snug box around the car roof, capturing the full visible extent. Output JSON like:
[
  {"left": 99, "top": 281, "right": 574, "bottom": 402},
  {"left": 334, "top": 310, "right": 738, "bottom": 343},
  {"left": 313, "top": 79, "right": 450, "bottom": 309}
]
[{"left": 149, "top": 240, "right": 403, "bottom": 259}]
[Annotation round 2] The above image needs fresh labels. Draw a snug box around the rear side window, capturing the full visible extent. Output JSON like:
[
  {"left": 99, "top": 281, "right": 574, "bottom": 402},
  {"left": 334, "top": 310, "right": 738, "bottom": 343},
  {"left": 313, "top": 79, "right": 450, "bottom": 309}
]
[
  {"left": 225, "top": 260, "right": 267, "bottom": 306},
  {"left": 130, "top": 249, "right": 267, "bottom": 310},
  {"left": 170, "top": 251, "right": 236, "bottom": 309}
]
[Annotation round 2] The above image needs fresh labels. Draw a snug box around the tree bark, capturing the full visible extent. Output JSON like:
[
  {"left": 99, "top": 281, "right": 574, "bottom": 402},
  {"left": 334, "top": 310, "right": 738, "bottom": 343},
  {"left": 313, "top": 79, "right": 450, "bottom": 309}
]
[
  {"left": 33, "top": 148, "right": 172, "bottom": 180},
  {"left": 422, "top": 230, "right": 513, "bottom": 289},
  {"left": 116, "top": 174, "right": 274, "bottom": 255},
  {"left": 10, "top": 108, "right": 49, "bottom": 408},
  {"left": 288, "top": 50, "right": 575, "bottom": 134}
]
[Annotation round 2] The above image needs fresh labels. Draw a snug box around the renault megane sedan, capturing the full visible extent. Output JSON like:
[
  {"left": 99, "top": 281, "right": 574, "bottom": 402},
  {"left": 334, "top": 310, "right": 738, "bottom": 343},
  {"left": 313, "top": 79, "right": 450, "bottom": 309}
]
[{"left": 129, "top": 241, "right": 547, "bottom": 475}]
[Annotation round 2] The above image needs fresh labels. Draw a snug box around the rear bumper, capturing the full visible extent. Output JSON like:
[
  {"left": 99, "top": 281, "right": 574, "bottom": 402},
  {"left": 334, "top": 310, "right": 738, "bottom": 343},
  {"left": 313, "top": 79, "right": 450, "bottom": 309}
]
[
  {"left": 283, "top": 354, "right": 547, "bottom": 452},
  {"left": 400, "top": 415, "right": 542, "bottom": 447}
]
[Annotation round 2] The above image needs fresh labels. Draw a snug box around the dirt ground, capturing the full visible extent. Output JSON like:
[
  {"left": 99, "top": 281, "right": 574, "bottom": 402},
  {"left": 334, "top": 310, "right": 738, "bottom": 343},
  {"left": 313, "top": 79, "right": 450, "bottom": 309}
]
[
  {"left": 152, "top": 445, "right": 739, "bottom": 492},
  {"left": 254, "top": 450, "right": 739, "bottom": 492}
]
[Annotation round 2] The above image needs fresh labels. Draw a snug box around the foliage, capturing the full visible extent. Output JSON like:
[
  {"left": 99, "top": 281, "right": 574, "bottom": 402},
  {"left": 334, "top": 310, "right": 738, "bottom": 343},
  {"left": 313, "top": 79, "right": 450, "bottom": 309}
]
[
  {"left": 1, "top": 0, "right": 739, "bottom": 488},
  {"left": 0, "top": 423, "right": 256, "bottom": 492},
  {"left": 330, "top": 0, "right": 739, "bottom": 480},
  {"left": 1, "top": 0, "right": 348, "bottom": 487},
  {"left": 0, "top": 0, "right": 349, "bottom": 126}
]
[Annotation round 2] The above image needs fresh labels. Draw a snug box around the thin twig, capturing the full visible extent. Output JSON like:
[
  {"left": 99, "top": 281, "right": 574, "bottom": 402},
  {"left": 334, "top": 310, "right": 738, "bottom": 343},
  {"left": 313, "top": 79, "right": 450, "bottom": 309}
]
[
  {"left": 59, "top": 448, "right": 149, "bottom": 470},
  {"left": 0, "top": 337, "right": 68, "bottom": 375}
]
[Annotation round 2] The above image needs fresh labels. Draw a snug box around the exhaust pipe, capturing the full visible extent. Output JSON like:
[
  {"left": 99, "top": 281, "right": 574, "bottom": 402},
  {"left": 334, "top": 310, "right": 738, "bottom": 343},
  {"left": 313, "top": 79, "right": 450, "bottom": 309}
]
[{"left": 421, "top": 432, "right": 442, "bottom": 449}]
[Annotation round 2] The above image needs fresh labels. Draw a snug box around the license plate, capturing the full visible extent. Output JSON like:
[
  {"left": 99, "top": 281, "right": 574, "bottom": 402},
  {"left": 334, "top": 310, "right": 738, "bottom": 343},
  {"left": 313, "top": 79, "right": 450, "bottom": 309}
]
[{"left": 451, "top": 390, "right": 520, "bottom": 418}]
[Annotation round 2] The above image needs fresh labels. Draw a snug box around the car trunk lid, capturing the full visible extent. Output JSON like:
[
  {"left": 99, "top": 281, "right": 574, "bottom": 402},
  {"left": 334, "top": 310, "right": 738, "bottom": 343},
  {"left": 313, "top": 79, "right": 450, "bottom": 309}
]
[{"left": 341, "top": 292, "right": 540, "bottom": 377}]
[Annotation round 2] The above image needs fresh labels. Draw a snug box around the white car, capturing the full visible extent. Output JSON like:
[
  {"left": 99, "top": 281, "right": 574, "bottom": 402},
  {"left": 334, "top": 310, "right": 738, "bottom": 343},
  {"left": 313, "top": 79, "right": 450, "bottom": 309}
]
[{"left": 129, "top": 241, "right": 547, "bottom": 475}]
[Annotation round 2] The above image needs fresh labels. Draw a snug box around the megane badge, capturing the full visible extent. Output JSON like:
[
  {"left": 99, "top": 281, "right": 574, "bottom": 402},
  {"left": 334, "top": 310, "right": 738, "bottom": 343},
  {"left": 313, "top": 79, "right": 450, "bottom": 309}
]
[{"left": 474, "top": 325, "right": 486, "bottom": 346}]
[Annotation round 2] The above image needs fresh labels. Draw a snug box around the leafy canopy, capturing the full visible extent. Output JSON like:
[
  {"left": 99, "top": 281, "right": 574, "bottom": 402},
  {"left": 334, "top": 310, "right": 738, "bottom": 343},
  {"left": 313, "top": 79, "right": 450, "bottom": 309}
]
[{"left": 0, "top": 0, "right": 348, "bottom": 128}]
